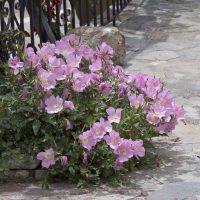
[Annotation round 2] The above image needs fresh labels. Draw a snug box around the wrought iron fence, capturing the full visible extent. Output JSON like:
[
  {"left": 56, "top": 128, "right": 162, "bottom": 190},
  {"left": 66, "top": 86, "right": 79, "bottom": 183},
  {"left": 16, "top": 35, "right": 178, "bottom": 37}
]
[{"left": 0, "top": 0, "right": 131, "bottom": 47}]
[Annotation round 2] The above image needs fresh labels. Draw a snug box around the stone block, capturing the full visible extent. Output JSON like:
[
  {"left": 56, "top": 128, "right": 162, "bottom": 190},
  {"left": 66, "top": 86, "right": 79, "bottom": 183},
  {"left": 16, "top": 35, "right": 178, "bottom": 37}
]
[{"left": 69, "top": 26, "right": 126, "bottom": 66}]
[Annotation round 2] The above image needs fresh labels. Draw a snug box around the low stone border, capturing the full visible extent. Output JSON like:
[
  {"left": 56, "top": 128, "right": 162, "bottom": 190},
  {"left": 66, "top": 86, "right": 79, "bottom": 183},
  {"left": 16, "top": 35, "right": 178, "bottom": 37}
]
[
  {"left": 0, "top": 169, "right": 46, "bottom": 181},
  {"left": 0, "top": 155, "right": 46, "bottom": 181}
]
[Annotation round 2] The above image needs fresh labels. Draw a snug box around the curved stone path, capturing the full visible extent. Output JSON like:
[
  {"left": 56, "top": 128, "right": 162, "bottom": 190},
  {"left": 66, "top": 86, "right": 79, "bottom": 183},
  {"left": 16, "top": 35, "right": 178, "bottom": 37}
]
[{"left": 1, "top": 0, "right": 200, "bottom": 199}]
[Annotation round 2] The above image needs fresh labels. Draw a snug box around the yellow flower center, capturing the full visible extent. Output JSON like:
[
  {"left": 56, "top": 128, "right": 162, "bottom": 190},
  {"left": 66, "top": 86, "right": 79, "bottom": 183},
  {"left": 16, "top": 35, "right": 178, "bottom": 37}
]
[
  {"left": 150, "top": 112, "right": 159, "bottom": 121},
  {"left": 14, "top": 71, "right": 19, "bottom": 75},
  {"left": 82, "top": 136, "right": 88, "bottom": 144},
  {"left": 33, "top": 61, "right": 37, "bottom": 66},
  {"left": 41, "top": 79, "right": 48, "bottom": 84},
  {"left": 134, "top": 101, "right": 139, "bottom": 108},
  {"left": 150, "top": 115, "right": 156, "bottom": 121},
  {"left": 95, "top": 128, "right": 100, "bottom": 135},
  {"left": 62, "top": 50, "right": 68, "bottom": 55},
  {"left": 120, "top": 148, "right": 126, "bottom": 156},
  {"left": 113, "top": 114, "right": 118, "bottom": 121},
  {"left": 155, "top": 112, "right": 159, "bottom": 116},
  {"left": 45, "top": 152, "right": 52, "bottom": 160},
  {"left": 70, "top": 62, "right": 76, "bottom": 67},
  {"left": 53, "top": 103, "right": 59, "bottom": 109},
  {"left": 42, "top": 54, "right": 48, "bottom": 60},
  {"left": 111, "top": 138, "right": 116, "bottom": 145}
]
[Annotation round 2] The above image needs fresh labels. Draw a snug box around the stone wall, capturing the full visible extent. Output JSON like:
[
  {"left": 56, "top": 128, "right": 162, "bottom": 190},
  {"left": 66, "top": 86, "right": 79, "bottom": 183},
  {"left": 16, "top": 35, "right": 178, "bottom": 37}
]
[{"left": 0, "top": 155, "right": 45, "bottom": 181}]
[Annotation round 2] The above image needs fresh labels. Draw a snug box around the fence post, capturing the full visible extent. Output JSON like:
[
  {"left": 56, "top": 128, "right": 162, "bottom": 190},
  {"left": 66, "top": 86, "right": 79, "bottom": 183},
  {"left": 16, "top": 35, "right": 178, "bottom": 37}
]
[
  {"left": 0, "top": 0, "right": 5, "bottom": 31},
  {"left": 112, "top": 0, "right": 116, "bottom": 26}
]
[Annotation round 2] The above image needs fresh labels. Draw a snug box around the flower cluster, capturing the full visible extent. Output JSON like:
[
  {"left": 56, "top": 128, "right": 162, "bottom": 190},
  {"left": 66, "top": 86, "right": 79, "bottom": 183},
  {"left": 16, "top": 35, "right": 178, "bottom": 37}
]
[
  {"left": 79, "top": 107, "right": 145, "bottom": 170},
  {"left": 126, "top": 74, "right": 185, "bottom": 134},
  {"left": 6, "top": 34, "right": 185, "bottom": 184}
]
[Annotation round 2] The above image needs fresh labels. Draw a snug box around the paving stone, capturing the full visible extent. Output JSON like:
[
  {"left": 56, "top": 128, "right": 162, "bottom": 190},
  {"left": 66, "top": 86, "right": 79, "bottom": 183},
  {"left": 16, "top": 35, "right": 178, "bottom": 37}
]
[{"left": 135, "top": 50, "right": 179, "bottom": 61}]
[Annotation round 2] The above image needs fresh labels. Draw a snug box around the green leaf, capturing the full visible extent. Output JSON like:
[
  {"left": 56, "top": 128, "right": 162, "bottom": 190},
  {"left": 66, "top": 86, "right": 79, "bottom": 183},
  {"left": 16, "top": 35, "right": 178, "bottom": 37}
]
[
  {"left": 32, "top": 120, "right": 41, "bottom": 136},
  {"left": 77, "top": 179, "right": 87, "bottom": 188},
  {"left": 69, "top": 166, "right": 75, "bottom": 175}
]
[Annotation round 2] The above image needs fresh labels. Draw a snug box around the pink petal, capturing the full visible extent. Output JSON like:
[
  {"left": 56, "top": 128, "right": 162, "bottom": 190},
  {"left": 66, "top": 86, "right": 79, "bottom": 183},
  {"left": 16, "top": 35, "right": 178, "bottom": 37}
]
[
  {"left": 42, "top": 160, "right": 51, "bottom": 168},
  {"left": 36, "top": 152, "right": 45, "bottom": 160},
  {"left": 116, "top": 108, "right": 122, "bottom": 115},
  {"left": 106, "top": 107, "right": 115, "bottom": 115}
]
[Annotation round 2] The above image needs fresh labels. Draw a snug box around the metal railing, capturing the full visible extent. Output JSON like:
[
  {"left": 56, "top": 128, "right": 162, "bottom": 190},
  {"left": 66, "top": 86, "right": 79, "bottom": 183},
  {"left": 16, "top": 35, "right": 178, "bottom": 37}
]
[{"left": 0, "top": 0, "right": 131, "bottom": 47}]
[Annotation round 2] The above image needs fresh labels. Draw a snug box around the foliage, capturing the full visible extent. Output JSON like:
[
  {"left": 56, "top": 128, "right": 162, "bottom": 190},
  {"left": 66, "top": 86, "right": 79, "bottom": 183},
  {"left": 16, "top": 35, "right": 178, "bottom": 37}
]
[
  {"left": 0, "top": 34, "right": 185, "bottom": 186},
  {"left": 0, "top": 30, "right": 27, "bottom": 64}
]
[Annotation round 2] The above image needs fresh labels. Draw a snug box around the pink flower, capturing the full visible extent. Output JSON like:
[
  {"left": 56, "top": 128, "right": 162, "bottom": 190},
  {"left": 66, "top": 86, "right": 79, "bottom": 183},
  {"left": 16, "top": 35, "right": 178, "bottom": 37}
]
[
  {"left": 66, "top": 55, "right": 82, "bottom": 68},
  {"left": 18, "top": 75, "right": 24, "bottom": 85},
  {"left": 79, "top": 130, "right": 97, "bottom": 151},
  {"left": 113, "top": 139, "right": 145, "bottom": 170},
  {"left": 64, "top": 101, "right": 75, "bottom": 110},
  {"left": 91, "top": 121, "right": 106, "bottom": 140},
  {"left": 73, "top": 79, "right": 87, "bottom": 92},
  {"left": 60, "top": 156, "right": 68, "bottom": 166},
  {"left": 128, "top": 94, "right": 145, "bottom": 109},
  {"left": 37, "top": 42, "right": 55, "bottom": 63},
  {"left": 25, "top": 46, "right": 35, "bottom": 58},
  {"left": 114, "top": 139, "right": 134, "bottom": 163},
  {"left": 48, "top": 56, "right": 66, "bottom": 80},
  {"left": 146, "top": 104, "right": 166, "bottom": 125},
  {"left": 55, "top": 39, "right": 74, "bottom": 57},
  {"left": 114, "top": 159, "right": 124, "bottom": 171},
  {"left": 143, "top": 87, "right": 158, "bottom": 100},
  {"left": 97, "top": 42, "right": 114, "bottom": 62},
  {"left": 146, "top": 77, "right": 161, "bottom": 92},
  {"left": 78, "top": 44, "right": 94, "bottom": 60},
  {"left": 8, "top": 56, "right": 24, "bottom": 74},
  {"left": 83, "top": 151, "right": 89, "bottom": 165},
  {"left": 106, "top": 107, "right": 122, "bottom": 124},
  {"left": 45, "top": 95, "right": 63, "bottom": 114},
  {"left": 131, "top": 140, "right": 145, "bottom": 159},
  {"left": 52, "top": 66, "right": 67, "bottom": 81},
  {"left": 157, "top": 121, "right": 177, "bottom": 134},
  {"left": 36, "top": 148, "right": 55, "bottom": 168},
  {"left": 48, "top": 55, "right": 64, "bottom": 68},
  {"left": 34, "top": 82, "right": 41, "bottom": 91},
  {"left": 143, "top": 76, "right": 161, "bottom": 99},
  {"left": 65, "top": 119, "right": 73, "bottom": 130},
  {"left": 89, "top": 58, "right": 102, "bottom": 72},
  {"left": 104, "top": 131, "right": 121, "bottom": 150},
  {"left": 99, "top": 82, "right": 111, "bottom": 95},
  {"left": 117, "top": 83, "right": 128, "bottom": 97},
  {"left": 38, "top": 69, "right": 57, "bottom": 90},
  {"left": 72, "top": 71, "right": 92, "bottom": 92},
  {"left": 134, "top": 73, "right": 148, "bottom": 89},
  {"left": 157, "top": 90, "right": 174, "bottom": 107},
  {"left": 172, "top": 104, "right": 185, "bottom": 121},
  {"left": 61, "top": 34, "right": 77, "bottom": 44},
  {"left": 25, "top": 47, "right": 41, "bottom": 69},
  {"left": 111, "top": 65, "right": 126, "bottom": 78},
  {"left": 99, "top": 118, "right": 112, "bottom": 133},
  {"left": 89, "top": 73, "right": 102, "bottom": 84},
  {"left": 21, "top": 89, "right": 30, "bottom": 99}
]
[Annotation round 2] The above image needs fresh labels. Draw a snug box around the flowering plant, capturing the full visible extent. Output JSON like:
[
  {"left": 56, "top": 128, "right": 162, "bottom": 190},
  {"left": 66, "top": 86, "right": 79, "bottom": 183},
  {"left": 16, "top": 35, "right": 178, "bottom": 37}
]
[{"left": 0, "top": 34, "right": 185, "bottom": 186}]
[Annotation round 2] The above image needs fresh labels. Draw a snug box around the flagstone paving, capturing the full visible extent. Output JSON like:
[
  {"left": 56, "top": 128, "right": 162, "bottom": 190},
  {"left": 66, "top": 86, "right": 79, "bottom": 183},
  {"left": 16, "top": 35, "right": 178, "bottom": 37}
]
[{"left": 1, "top": 0, "right": 200, "bottom": 199}]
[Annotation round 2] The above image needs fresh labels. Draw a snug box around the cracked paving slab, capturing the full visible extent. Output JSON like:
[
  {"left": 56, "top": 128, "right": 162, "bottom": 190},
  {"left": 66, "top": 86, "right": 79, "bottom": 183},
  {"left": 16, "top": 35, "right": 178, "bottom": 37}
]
[{"left": 1, "top": 0, "right": 200, "bottom": 199}]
